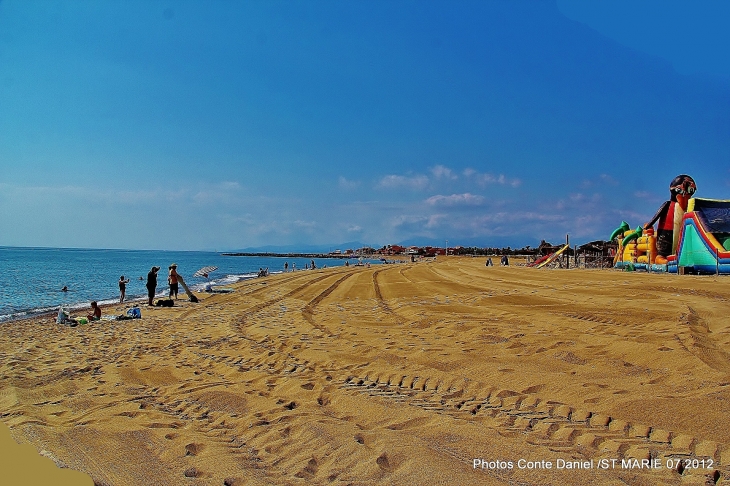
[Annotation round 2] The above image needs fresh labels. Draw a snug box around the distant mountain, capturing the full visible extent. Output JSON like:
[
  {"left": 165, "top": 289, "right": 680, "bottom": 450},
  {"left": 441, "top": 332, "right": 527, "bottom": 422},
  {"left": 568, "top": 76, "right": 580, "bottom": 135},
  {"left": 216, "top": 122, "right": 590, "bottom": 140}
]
[
  {"left": 395, "top": 236, "right": 543, "bottom": 249},
  {"left": 226, "top": 236, "right": 547, "bottom": 254},
  {"left": 231, "top": 241, "right": 374, "bottom": 254}
]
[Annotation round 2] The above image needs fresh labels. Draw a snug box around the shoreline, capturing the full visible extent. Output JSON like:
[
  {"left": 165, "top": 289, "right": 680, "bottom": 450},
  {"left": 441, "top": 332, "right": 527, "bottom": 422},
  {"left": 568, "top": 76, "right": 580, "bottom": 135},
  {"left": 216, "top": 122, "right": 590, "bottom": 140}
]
[{"left": 2, "top": 257, "right": 730, "bottom": 485}]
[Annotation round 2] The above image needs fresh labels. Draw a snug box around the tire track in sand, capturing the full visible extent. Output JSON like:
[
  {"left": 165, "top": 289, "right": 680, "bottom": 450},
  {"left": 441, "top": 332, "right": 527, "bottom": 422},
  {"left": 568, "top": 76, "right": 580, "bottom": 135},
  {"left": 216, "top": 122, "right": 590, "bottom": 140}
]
[
  {"left": 301, "top": 272, "right": 357, "bottom": 336},
  {"left": 233, "top": 270, "right": 354, "bottom": 333},
  {"left": 340, "top": 370, "right": 727, "bottom": 484},
  {"left": 677, "top": 307, "right": 730, "bottom": 375},
  {"left": 372, "top": 267, "right": 406, "bottom": 324}
]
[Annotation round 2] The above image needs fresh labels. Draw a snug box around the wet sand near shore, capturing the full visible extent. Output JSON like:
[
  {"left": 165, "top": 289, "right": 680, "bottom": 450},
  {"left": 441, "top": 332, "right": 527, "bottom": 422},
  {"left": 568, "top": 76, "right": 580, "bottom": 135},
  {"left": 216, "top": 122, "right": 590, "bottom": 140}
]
[{"left": 2, "top": 257, "right": 730, "bottom": 485}]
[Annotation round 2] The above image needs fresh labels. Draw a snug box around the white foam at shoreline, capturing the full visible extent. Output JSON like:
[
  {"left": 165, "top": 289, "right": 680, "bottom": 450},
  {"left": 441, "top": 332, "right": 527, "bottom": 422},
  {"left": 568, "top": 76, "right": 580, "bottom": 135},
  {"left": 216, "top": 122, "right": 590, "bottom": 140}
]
[{"left": 0, "top": 262, "right": 378, "bottom": 324}]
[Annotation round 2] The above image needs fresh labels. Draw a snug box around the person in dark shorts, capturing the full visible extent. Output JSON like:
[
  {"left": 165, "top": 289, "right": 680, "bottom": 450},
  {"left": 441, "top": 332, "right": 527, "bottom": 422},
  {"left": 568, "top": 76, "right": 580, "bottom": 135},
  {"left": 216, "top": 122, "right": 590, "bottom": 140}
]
[
  {"left": 146, "top": 266, "right": 160, "bottom": 306},
  {"left": 168, "top": 264, "right": 179, "bottom": 299},
  {"left": 119, "top": 275, "right": 130, "bottom": 303}
]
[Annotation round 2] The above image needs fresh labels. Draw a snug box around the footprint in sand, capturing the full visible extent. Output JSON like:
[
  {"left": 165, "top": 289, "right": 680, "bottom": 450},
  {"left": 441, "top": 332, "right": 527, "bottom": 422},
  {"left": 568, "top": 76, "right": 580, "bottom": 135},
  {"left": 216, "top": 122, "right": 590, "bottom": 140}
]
[
  {"left": 185, "top": 443, "right": 204, "bottom": 456},
  {"left": 294, "top": 457, "right": 319, "bottom": 479},
  {"left": 376, "top": 452, "right": 394, "bottom": 472},
  {"left": 183, "top": 467, "right": 203, "bottom": 478}
]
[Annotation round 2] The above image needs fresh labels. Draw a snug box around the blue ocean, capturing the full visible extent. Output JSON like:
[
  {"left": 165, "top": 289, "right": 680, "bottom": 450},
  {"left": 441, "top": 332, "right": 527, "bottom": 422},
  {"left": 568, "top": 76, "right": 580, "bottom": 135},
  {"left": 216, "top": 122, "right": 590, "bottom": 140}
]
[{"left": 0, "top": 247, "right": 370, "bottom": 323}]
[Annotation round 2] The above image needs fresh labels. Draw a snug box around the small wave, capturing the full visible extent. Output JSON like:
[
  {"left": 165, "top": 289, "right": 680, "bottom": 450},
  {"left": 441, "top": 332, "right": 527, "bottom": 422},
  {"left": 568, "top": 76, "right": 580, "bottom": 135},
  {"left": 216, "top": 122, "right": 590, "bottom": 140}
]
[
  {"left": 0, "top": 264, "right": 359, "bottom": 324},
  {"left": 189, "top": 273, "right": 259, "bottom": 291}
]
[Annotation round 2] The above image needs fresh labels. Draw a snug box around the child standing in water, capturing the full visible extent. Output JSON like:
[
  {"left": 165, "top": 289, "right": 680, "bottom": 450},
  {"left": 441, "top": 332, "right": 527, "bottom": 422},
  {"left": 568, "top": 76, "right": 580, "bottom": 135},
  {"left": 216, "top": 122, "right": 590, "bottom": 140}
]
[{"left": 119, "top": 275, "right": 130, "bottom": 303}]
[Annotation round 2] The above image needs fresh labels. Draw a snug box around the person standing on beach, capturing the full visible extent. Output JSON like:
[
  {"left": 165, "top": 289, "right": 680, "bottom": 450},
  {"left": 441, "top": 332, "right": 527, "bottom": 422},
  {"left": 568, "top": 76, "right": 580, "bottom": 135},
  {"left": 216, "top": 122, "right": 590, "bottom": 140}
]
[
  {"left": 118, "top": 275, "right": 130, "bottom": 303},
  {"left": 146, "top": 266, "right": 160, "bottom": 306},
  {"left": 168, "top": 264, "right": 179, "bottom": 300},
  {"left": 284, "top": 262, "right": 288, "bottom": 272}
]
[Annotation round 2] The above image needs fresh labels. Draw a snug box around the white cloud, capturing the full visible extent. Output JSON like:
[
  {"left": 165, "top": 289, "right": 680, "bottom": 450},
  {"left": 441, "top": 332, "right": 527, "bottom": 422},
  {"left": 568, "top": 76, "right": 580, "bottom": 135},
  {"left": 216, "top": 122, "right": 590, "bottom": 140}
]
[
  {"left": 425, "top": 214, "right": 446, "bottom": 228},
  {"left": 463, "top": 169, "right": 521, "bottom": 188},
  {"left": 338, "top": 176, "right": 360, "bottom": 190},
  {"left": 430, "top": 165, "right": 458, "bottom": 180},
  {"left": 293, "top": 220, "right": 317, "bottom": 228},
  {"left": 377, "top": 174, "right": 429, "bottom": 190},
  {"left": 425, "top": 193, "right": 485, "bottom": 206},
  {"left": 568, "top": 193, "right": 601, "bottom": 203},
  {"left": 484, "top": 211, "right": 565, "bottom": 223}
]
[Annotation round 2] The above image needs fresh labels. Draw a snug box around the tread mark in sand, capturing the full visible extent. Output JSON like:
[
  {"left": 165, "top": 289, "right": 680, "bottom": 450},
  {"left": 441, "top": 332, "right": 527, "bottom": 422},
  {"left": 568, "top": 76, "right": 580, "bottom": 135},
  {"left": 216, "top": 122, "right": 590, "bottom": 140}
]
[
  {"left": 233, "top": 271, "right": 355, "bottom": 333},
  {"left": 341, "top": 372, "right": 728, "bottom": 482},
  {"left": 677, "top": 307, "right": 730, "bottom": 374},
  {"left": 372, "top": 268, "right": 405, "bottom": 324},
  {"left": 301, "top": 272, "right": 356, "bottom": 335}
]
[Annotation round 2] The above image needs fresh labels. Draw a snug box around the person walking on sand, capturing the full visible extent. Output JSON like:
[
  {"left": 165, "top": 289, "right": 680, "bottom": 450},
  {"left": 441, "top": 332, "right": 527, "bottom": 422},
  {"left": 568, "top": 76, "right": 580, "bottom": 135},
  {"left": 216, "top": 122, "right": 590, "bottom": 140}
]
[
  {"left": 118, "top": 275, "right": 130, "bottom": 303},
  {"left": 146, "top": 266, "right": 160, "bottom": 306},
  {"left": 168, "top": 264, "right": 179, "bottom": 300}
]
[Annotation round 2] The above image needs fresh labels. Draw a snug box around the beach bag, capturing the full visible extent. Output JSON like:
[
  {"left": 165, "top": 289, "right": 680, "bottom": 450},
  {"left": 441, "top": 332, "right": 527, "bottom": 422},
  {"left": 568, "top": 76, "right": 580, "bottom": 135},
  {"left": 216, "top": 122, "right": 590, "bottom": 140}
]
[
  {"left": 57, "top": 306, "right": 70, "bottom": 324},
  {"left": 127, "top": 307, "right": 142, "bottom": 318},
  {"left": 156, "top": 299, "right": 174, "bottom": 307}
]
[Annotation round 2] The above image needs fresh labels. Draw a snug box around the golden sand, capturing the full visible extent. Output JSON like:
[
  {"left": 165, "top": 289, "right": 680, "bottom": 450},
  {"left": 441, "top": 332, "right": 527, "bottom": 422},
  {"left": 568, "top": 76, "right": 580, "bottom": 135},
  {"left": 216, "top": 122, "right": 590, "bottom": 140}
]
[{"left": 1, "top": 257, "right": 730, "bottom": 485}]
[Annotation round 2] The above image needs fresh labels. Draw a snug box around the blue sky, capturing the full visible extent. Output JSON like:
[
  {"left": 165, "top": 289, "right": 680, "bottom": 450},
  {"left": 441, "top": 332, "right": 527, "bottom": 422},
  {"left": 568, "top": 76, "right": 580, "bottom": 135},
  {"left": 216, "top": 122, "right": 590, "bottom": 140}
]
[{"left": 1, "top": 1, "right": 728, "bottom": 251}]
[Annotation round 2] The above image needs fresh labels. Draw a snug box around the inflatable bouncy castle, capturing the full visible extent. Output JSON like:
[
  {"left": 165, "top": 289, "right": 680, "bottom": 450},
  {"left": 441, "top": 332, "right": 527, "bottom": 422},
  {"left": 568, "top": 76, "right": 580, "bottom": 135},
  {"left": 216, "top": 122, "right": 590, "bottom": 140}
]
[
  {"left": 610, "top": 223, "right": 663, "bottom": 271},
  {"left": 667, "top": 198, "right": 730, "bottom": 274},
  {"left": 610, "top": 175, "right": 730, "bottom": 274}
]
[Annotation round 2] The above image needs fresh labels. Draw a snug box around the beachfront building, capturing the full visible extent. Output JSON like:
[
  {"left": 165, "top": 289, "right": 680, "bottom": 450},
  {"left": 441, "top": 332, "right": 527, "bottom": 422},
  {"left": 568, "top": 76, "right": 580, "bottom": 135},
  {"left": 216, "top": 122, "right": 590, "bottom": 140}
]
[{"left": 379, "top": 245, "right": 406, "bottom": 255}]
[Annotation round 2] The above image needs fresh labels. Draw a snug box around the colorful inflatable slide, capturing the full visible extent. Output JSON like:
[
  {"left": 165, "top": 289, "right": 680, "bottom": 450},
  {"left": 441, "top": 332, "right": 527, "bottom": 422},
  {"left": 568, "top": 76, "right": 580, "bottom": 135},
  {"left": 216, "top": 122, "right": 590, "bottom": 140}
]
[
  {"left": 667, "top": 198, "right": 730, "bottom": 274},
  {"left": 610, "top": 173, "right": 730, "bottom": 274},
  {"left": 610, "top": 223, "right": 664, "bottom": 271}
]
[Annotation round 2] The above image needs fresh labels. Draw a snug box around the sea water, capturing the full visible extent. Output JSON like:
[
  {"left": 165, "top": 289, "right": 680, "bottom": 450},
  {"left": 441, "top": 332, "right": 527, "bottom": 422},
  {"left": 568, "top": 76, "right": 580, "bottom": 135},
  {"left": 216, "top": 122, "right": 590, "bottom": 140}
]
[{"left": 0, "top": 247, "right": 373, "bottom": 323}]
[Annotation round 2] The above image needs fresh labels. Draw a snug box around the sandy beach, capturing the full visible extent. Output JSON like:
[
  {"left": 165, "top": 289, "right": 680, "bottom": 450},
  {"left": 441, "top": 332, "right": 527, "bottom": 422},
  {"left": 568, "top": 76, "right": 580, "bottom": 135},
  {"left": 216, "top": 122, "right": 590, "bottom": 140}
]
[{"left": 2, "top": 257, "right": 730, "bottom": 485}]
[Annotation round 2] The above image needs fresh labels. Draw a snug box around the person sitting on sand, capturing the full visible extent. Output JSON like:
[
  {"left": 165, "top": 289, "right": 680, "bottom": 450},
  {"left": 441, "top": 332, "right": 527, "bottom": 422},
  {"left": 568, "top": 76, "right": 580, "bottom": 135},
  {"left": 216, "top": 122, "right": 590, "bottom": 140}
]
[
  {"left": 87, "top": 301, "right": 101, "bottom": 321},
  {"left": 118, "top": 275, "right": 130, "bottom": 303}
]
